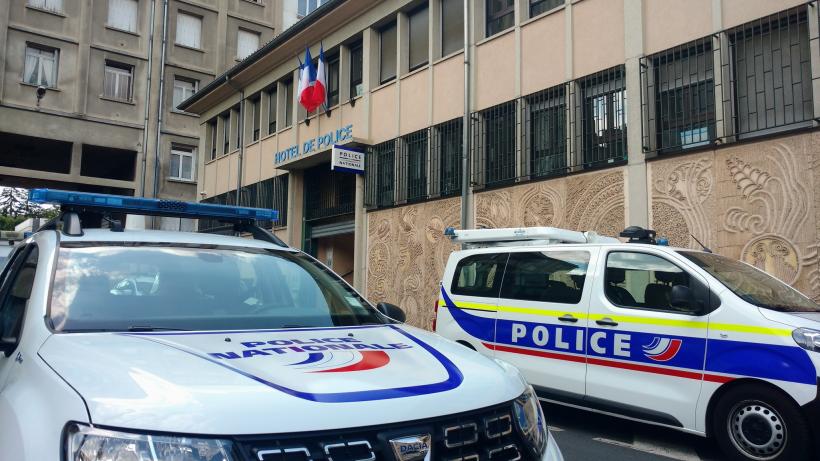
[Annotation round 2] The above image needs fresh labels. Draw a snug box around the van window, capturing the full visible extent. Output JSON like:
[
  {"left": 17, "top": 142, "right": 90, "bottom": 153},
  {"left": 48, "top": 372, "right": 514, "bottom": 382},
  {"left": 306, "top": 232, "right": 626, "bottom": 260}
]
[
  {"left": 605, "top": 252, "right": 694, "bottom": 312},
  {"left": 451, "top": 253, "right": 507, "bottom": 298},
  {"left": 0, "top": 246, "right": 38, "bottom": 348},
  {"left": 500, "top": 251, "right": 590, "bottom": 304}
]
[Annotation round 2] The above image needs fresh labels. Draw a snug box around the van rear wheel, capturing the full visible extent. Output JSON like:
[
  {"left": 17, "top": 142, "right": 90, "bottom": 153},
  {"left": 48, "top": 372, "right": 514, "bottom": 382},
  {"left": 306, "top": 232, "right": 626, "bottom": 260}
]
[{"left": 713, "top": 384, "right": 811, "bottom": 461}]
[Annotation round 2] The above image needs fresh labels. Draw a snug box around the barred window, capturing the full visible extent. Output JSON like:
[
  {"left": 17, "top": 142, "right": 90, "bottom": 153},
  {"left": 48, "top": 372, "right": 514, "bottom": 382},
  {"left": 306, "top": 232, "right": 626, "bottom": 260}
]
[
  {"left": 403, "top": 130, "right": 428, "bottom": 202},
  {"left": 728, "top": 7, "right": 813, "bottom": 137},
  {"left": 256, "top": 174, "right": 289, "bottom": 228},
  {"left": 525, "top": 85, "right": 566, "bottom": 178},
  {"left": 435, "top": 119, "right": 462, "bottom": 197},
  {"left": 480, "top": 101, "right": 517, "bottom": 187},
  {"left": 530, "top": 0, "right": 562, "bottom": 17},
  {"left": 365, "top": 140, "right": 396, "bottom": 209},
  {"left": 486, "top": 0, "right": 514, "bottom": 37},
  {"left": 579, "top": 66, "right": 626, "bottom": 166}
]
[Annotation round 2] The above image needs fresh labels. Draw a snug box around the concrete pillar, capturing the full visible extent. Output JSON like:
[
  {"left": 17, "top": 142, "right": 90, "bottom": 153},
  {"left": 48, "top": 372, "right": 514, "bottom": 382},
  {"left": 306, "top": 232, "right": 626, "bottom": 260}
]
[
  {"left": 353, "top": 174, "right": 366, "bottom": 292},
  {"left": 70, "top": 142, "right": 83, "bottom": 176},
  {"left": 623, "top": 0, "right": 648, "bottom": 228},
  {"left": 286, "top": 169, "right": 304, "bottom": 248},
  {"left": 76, "top": 0, "right": 93, "bottom": 115},
  {"left": 0, "top": 0, "right": 9, "bottom": 101}
]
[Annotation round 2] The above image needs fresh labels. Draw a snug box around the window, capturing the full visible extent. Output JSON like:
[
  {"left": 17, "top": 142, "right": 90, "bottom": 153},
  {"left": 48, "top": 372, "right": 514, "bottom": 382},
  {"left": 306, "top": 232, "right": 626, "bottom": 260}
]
[
  {"left": 500, "top": 251, "right": 590, "bottom": 304},
  {"left": 0, "top": 246, "right": 38, "bottom": 352},
  {"left": 298, "top": 0, "right": 330, "bottom": 17},
  {"left": 108, "top": 0, "right": 139, "bottom": 33},
  {"left": 729, "top": 7, "right": 813, "bottom": 136},
  {"left": 267, "top": 88, "right": 277, "bottom": 134},
  {"left": 409, "top": 6, "right": 429, "bottom": 70},
  {"left": 374, "top": 140, "right": 395, "bottom": 208},
  {"left": 28, "top": 0, "right": 62, "bottom": 13},
  {"left": 257, "top": 175, "right": 289, "bottom": 227},
  {"left": 486, "top": 0, "right": 514, "bottom": 37},
  {"left": 404, "top": 130, "right": 428, "bottom": 202},
  {"left": 482, "top": 101, "right": 517, "bottom": 186},
  {"left": 349, "top": 42, "right": 364, "bottom": 98},
  {"left": 605, "top": 252, "right": 694, "bottom": 312},
  {"left": 221, "top": 113, "right": 230, "bottom": 155},
  {"left": 172, "top": 77, "right": 197, "bottom": 110},
  {"left": 250, "top": 96, "right": 261, "bottom": 141},
  {"left": 233, "top": 107, "right": 241, "bottom": 149},
  {"left": 169, "top": 146, "right": 195, "bottom": 181},
  {"left": 237, "top": 29, "right": 260, "bottom": 60},
  {"left": 327, "top": 55, "right": 340, "bottom": 107},
  {"left": 451, "top": 253, "right": 507, "bottom": 298},
  {"left": 580, "top": 67, "right": 626, "bottom": 166},
  {"left": 530, "top": 0, "right": 562, "bottom": 17},
  {"left": 283, "top": 79, "right": 293, "bottom": 127},
  {"left": 441, "top": 0, "right": 464, "bottom": 56},
  {"left": 526, "top": 86, "right": 566, "bottom": 177},
  {"left": 436, "top": 118, "right": 462, "bottom": 197},
  {"left": 379, "top": 22, "right": 397, "bottom": 84},
  {"left": 104, "top": 62, "right": 134, "bottom": 101},
  {"left": 23, "top": 45, "right": 58, "bottom": 88},
  {"left": 208, "top": 119, "right": 217, "bottom": 160},
  {"left": 175, "top": 12, "right": 202, "bottom": 49}
]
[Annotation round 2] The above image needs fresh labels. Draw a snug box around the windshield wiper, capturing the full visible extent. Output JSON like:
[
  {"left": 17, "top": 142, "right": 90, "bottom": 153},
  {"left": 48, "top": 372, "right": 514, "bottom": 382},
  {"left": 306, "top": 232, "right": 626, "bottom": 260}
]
[{"left": 127, "top": 325, "right": 192, "bottom": 332}]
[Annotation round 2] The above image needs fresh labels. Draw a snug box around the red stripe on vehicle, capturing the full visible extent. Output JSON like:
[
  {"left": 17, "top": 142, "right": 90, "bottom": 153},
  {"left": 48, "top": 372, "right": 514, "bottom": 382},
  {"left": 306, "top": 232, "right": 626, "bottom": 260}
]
[
  {"left": 313, "top": 351, "right": 390, "bottom": 373},
  {"left": 483, "top": 342, "right": 587, "bottom": 364}
]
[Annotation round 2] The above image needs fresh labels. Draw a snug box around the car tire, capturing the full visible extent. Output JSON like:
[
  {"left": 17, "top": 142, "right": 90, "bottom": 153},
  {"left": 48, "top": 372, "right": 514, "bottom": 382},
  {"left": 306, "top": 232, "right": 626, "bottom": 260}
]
[{"left": 712, "top": 383, "right": 811, "bottom": 461}]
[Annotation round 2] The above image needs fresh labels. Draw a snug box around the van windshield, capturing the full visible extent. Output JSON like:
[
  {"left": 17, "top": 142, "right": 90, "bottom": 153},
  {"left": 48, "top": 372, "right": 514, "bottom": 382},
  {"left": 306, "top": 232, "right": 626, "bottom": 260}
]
[
  {"left": 49, "top": 244, "right": 384, "bottom": 332},
  {"left": 679, "top": 251, "right": 820, "bottom": 313}
]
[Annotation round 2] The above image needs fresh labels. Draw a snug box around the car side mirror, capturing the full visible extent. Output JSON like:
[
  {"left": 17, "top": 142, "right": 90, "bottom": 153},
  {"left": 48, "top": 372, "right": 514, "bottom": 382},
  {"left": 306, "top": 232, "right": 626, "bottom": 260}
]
[
  {"left": 376, "top": 302, "right": 406, "bottom": 323},
  {"left": 670, "top": 285, "right": 702, "bottom": 313}
]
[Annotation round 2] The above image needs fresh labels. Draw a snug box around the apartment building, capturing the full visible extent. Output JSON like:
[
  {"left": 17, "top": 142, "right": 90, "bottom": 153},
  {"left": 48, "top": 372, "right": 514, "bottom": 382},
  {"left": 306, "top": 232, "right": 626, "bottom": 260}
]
[
  {"left": 181, "top": 0, "right": 820, "bottom": 329},
  {"left": 0, "top": 0, "right": 284, "bottom": 228}
]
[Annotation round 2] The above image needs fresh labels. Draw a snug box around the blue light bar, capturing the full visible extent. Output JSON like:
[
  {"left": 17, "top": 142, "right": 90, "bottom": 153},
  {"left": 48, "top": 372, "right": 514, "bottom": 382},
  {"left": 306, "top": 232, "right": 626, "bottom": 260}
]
[{"left": 29, "top": 189, "right": 278, "bottom": 222}]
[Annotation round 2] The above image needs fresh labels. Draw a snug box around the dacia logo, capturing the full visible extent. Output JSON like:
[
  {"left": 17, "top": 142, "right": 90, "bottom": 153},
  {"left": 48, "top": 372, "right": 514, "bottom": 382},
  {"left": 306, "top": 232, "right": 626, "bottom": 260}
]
[{"left": 390, "top": 434, "right": 431, "bottom": 461}]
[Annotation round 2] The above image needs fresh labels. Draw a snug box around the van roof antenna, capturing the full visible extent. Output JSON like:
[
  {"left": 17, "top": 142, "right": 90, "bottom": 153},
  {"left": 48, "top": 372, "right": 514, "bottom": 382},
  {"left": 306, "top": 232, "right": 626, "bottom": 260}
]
[{"left": 691, "top": 234, "right": 713, "bottom": 253}]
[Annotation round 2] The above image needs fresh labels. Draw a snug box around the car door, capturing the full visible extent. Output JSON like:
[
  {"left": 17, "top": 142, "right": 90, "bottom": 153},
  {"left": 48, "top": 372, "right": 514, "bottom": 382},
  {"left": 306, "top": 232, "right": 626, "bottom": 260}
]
[
  {"left": 585, "top": 249, "right": 710, "bottom": 430},
  {"left": 493, "top": 248, "right": 595, "bottom": 399},
  {"left": 439, "top": 252, "right": 508, "bottom": 355},
  {"left": 0, "top": 245, "right": 38, "bottom": 390}
]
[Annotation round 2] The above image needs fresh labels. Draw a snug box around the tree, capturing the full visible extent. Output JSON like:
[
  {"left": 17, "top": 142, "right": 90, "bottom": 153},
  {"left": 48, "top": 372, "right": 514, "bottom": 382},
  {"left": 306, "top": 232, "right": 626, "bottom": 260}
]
[{"left": 0, "top": 187, "right": 51, "bottom": 218}]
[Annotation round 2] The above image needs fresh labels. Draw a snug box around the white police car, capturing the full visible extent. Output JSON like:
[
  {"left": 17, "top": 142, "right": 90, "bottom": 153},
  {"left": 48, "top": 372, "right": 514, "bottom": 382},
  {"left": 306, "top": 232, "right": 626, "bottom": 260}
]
[
  {"left": 435, "top": 226, "right": 820, "bottom": 461},
  {"left": 0, "top": 190, "right": 563, "bottom": 461}
]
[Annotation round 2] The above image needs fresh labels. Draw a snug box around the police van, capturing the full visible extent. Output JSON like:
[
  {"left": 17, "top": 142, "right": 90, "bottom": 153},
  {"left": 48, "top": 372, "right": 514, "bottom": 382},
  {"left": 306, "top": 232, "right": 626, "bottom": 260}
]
[
  {"left": 0, "top": 189, "right": 563, "bottom": 461},
  {"left": 435, "top": 226, "right": 820, "bottom": 461}
]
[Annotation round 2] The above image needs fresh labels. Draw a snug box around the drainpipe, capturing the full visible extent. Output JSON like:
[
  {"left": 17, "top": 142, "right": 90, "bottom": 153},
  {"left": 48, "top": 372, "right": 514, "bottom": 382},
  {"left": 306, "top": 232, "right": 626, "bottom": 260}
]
[
  {"left": 460, "top": 0, "right": 471, "bottom": 229},
  {"left": 151, "top": 0, "right": 169, "bottom": 199},
  {"left": 226, "top": 76, "right": 245, "bottom": 206},
  {"left": 139, "top": 0, "right": 158, "bottom": 197}
]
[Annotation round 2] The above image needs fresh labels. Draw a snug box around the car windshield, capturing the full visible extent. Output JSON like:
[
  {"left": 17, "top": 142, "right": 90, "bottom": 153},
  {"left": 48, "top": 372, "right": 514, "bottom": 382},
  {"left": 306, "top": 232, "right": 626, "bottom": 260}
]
[
  {"left": 679, "top": 251, "right": 820, "bottom": 313},
  {"left": 49, "top": 244, "right": 384, "bottom": 332}
]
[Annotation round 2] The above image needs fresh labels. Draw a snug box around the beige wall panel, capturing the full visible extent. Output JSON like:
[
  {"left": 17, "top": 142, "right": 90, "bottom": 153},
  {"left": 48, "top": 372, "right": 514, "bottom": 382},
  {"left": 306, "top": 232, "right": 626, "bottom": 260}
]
[
  {"left": 277, "top": 126, "right": 296, "bottom": 152},
  {"left": 243, "top": 142, "right": 261, "bottom": 185},
  {"left": 475, "top": 168, "right": 626, "bottom": 237},
  {"left": 475, "top": 32, "right": 516, "bottom": 110},
  {"left": 521, "top": 11, "right": 566, "bottom": 95},
  {"left": 366, "top": 197, "right": 462, "bottom": 329},
  {"left": 432, "top": 53, "right": 465, "bottom": 124},
  {"left": 722, "top": 0, "right": 806, "bottom": 29},
  {"left": 370, "top": 83, "right": 398, "bottom": 143},
  {"left": 400, "top": 69, "right": 431, "bottom": 135},
  {"left": 644, "top": 0, "right": 712, "bottom": 54},
  {"left": 341, "top": 101, "right": 364, "bottom": 135},
  {"left": 297, "top": 117, "right": 320, "bottom": 152},
  {"left": 203, "top": 162, "right": 217, "bottom": 199},
  {"left": 318, "top": 105, "right": 343, "bottom": 137},
  {"left": 648, "top": 132, "right": 820, "bottom": 301},
  {"left": 259, "top": 135, "right": 278, "bottom": 181},
  {"left": 572, "top": 0, "right": 625, "bottom": 78},
  {"left": 215, "top": 154, "right": 232, "bottom": 195}
]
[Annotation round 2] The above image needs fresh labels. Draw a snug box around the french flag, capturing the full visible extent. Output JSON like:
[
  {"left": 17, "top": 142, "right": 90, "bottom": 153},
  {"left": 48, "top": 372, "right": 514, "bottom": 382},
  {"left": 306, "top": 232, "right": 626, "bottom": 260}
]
[{"left": 297, "top": 45, "right": 327, "bottom": 113}]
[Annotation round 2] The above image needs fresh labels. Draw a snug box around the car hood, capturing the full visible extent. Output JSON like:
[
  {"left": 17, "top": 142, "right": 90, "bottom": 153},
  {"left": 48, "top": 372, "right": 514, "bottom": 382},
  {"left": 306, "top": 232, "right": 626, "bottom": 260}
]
[
  {"left": 759, "top": 309, "right": 820, "bottom": 330},
  {"left": 39, "top": 325, "right": 525, "bottom": 435}
]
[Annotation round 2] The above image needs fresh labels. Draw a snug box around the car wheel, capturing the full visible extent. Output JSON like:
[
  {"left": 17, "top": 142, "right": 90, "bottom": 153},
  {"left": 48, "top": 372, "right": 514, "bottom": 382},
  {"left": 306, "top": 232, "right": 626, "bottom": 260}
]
[{"left": 712, "top": 384, "right": 811, "bottom": 461}]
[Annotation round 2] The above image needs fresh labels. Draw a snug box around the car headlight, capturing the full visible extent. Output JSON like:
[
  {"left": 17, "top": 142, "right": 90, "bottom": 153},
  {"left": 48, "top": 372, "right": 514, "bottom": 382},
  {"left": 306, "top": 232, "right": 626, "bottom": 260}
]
[
  {"left": 792, "top": 328, "right": 820, "bottom": 352},
  {"left": 512, "top": 385, "right": 548, "bottom": 458},
  {"left": 65, "top": 423, "right": 235, "bottom": 461}
]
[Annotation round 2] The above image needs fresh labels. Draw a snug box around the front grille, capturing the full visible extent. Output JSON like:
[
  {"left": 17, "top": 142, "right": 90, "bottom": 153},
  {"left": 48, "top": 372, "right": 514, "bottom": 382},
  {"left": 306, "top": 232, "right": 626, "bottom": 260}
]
[{"left": 234, "top": 401, "right": 530, "bottom": 461}]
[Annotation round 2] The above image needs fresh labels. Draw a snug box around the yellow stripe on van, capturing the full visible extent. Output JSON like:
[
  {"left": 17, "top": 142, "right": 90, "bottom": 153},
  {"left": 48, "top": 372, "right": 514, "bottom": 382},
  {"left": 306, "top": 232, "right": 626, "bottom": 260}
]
[{"left": 440, "top": 299, "right": 793, "bottom": 336}]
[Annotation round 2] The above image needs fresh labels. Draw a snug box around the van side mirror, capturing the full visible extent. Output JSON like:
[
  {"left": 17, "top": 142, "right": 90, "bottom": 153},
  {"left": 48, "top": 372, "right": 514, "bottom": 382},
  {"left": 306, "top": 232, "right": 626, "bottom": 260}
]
[
  {"left": 670, "top": 285, "right": 701, "bottom": 313},
  {"left": 376, "top": 302, "right": 406, "bottom": 323}
]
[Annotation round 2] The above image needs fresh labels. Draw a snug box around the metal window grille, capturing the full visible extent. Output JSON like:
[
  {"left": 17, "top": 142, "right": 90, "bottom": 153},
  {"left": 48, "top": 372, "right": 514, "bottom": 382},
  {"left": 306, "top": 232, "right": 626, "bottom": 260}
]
[
  {"left": 486, "top": 0, "right": 515, "bottom": 37},
  {"left": 724, "top": 5, "right": 814, "bottom": 138},
  {"left": 474, "top": 101, "right": 517, "bottom": 188},
  {"left": 575, "top": 65, "right": 627, "bottom": 167},
  {"left": 641, "top": 37, "right": 716, "bottom": 154},
  {"left": 365, "top": 140, "right": 396, "bottom": 209},
  {"left": 530, "top": 0, "right": 562, "bottom": 17},
  {"left": 304, "top": 165, "right": 355, "bottom": 221},
  {"left": 432, "top": 118, "right": 463, "bottom": 197},
  {"left": 523, "top": 84, "right": 567, "bottom": 179},
  {"left": 257, "top": 174, "right": 289, "bottom": 228},
  {"left": 401, "top": 129, "right": 429, "bottom": 203}
]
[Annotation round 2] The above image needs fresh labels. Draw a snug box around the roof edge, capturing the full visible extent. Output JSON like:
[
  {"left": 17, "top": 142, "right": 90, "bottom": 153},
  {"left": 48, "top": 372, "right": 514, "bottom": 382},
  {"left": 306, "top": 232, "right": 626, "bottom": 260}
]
[{"left": 177, "top": 0, "right": 345, "bottom": 112}]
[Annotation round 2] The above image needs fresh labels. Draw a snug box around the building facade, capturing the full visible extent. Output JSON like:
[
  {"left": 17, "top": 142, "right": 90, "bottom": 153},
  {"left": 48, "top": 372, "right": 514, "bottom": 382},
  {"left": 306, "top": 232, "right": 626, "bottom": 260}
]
[
  {"left": 0, "top": 0, "right": 285, "bottom": 228},
  {"left": 182, "top": 0, "right": 820, "bottom": 329}
]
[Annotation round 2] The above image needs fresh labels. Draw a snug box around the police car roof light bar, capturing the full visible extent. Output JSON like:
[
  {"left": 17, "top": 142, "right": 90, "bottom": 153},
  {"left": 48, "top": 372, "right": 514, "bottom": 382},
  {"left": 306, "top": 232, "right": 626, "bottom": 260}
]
[
  {"left": 29, "top": 189, "right": 278, "bottom": 223},
  {"left": 444, "top": 227, "right": 619, "bottom": 248}
]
